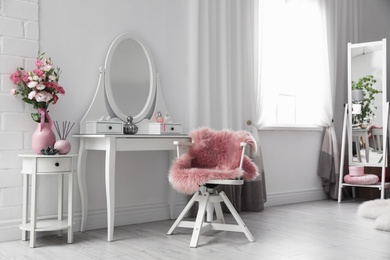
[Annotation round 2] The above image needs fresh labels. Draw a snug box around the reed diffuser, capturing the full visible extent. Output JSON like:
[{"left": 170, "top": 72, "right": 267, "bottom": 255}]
[{"left": 53, "top": 121, "right": 75, "bottom": 154}]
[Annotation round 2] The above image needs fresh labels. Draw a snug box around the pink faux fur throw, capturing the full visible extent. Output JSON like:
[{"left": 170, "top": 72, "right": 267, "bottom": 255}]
[{"left": 169, "top": 127, "right": 259, "bottom": 194}]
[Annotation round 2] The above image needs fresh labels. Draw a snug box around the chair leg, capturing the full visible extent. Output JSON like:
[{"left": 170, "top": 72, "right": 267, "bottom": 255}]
[
  {"left": 167, "top": 192, "right": 199, "bottom": 235},
  {"left": 190, "top": 192, "right": 209, "bottom": 248},
  {"left": 206, "top": 202, "right": 214, "bottom": 222},
  {"left": 213, "top": 201, "right": 225, "bottom": 223},
  {"left": 219, "top": 191, "right": 255, "bottom": 242}
]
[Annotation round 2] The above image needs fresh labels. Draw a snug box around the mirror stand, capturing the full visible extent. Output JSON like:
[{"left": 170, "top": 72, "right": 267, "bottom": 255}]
[
  {"left": 338, "top": 102, "right": 390, "bottom": 202},
  {"left": 79, "top": 69, "right": 179, "bottom": 135},
  {"left": 79, "top": 33, "right": 182, "bottom": 135}
]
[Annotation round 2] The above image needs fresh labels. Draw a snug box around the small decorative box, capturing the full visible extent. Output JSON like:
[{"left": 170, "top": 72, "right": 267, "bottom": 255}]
[{"left": 349, "top": 165, "right": 364, "bottom": 176}]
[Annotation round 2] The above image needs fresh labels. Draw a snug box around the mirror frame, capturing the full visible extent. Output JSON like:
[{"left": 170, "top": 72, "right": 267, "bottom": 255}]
[
  {"left": 347, "top": 39, "right": 387, "bottom": 166},
  {"left": 104, "top": 33, "right": 156, "bottom": 123}
]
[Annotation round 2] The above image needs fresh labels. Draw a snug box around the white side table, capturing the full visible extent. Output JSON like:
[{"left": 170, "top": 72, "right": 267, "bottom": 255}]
[{"left": 18, "top": 154, "right": 77, "bottom": 248}]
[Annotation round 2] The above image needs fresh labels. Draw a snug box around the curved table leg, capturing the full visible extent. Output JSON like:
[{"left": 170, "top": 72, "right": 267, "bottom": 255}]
[
  {"left": 105, "top": 137, "right": 116, "bottom": 242},
  {"left": 77, "top": 138, "right": 88, "bottom": 232}
]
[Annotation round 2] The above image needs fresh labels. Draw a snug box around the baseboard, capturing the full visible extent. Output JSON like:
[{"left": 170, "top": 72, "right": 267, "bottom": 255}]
[
  {"left": 265, "top": 188, "right": 327, "bottom": 207},
  {"left": 0, "top": 190, "right": 326, "bottom": 243},
  {"left": 0, "top": 201, "right": 188, "bottom": 243}
]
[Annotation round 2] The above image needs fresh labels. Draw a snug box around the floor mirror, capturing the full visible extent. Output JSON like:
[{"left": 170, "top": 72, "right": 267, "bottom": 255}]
[{"left": 338, "top": 39, "right": 390, "bottom": 202}]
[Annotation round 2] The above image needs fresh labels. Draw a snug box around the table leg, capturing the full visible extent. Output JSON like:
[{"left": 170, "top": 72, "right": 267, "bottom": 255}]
[
  {"left": 22, "top": 174, "right": 29, "bottom": 241},
  {"left": 77, "top": 138, "right": 88, "bottom": 232},
  {"left": 30, "top": 172, "right": 37, "bottom": 248},
  {"left": 169, "top": 150, "right": 177, "bottom": 219},
  {"left": 57, "top": 174, "right": 63, "bottom": 237},
  {"left": 105, "top": 137, "right": 116, "bottom": 242},
  {"left": 68, "top": 168, "right": 74, "bottom": 244}
]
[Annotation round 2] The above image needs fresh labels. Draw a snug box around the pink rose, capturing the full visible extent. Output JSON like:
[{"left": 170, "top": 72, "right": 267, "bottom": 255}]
[
  {"left": 33, "top": 69, "right": 44, "bottom": 77},
  {"left": 10, "top": 71, "right": 21, "bottom": 85},
  {"left": 52, "top": 94, "right": 59, "bottom": 104},
  {"left": 58, "top": 86, "right": 65, "bottom": 94},
  {"left": 35, "top": 59, "right": 44, "bottom": 68},
  {"left": 22, "top": 72, "right": 29, "bottom": 83}
]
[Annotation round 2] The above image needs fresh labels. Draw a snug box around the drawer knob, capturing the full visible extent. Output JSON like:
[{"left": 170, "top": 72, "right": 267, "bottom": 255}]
[
  {"left": 55, "top": 162, "right": 60, "bottom": 167},
  {"left": 171, "top": 127, "right": 175, "bottom": 131},
  {"left": 108, "top": 126, "right": 112, "bottom": 130}
]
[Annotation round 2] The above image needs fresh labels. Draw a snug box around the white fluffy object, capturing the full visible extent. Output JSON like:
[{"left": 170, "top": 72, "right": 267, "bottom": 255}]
[
  {"left": 375, "top": 212, "right": 390, "bottom": 231},
  {"left": 357, "top": 199, "right": 390, "bottom": 231}
]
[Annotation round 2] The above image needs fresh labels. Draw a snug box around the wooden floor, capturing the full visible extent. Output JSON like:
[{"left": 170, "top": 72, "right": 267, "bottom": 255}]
[{"left": 1, "top": 199, "right": 390, "bottom": 260}]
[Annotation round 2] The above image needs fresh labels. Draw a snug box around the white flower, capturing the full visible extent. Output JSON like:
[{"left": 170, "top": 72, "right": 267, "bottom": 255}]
[
  {"left": 49, "top": 75, "right": 57, "bottom": 81},
  {"left": 42, "top": 65, "right": 53, "bottom": 71},
  {"left": 27, "top": 81, "right": 38, "bottom": 88},
  {"left": 28, "top": 90, "right": 37, "bottom": 100},
  {"left": 32, "top": 75, "right": 39, "bottom": 81},
  {"left": 35, "top": 91, "right": 53, "bottom": 102},
  {"left": 36, "top": 83, "right": 46, "bottom": 90}
]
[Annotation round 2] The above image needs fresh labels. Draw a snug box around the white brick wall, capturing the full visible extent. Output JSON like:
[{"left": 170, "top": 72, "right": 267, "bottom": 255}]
[
  {"left": 2, "top": 0, "right": 39, "bottom": 21},
  {"left": 0, "top": 0, "right": 39, "bottom": 233}
]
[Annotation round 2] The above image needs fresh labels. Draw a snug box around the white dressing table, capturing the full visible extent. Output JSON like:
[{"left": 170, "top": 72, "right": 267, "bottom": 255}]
[
  {"left": 74, "top": 134, "right": 188, "bottom": 242},
  {"left": 77, "top": 33, "right": 187, "bottom": 241}
]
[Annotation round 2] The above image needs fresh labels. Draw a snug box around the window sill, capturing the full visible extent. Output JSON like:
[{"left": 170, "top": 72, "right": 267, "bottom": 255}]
[{"left": 258, "top": 125, "right": 323, "bottom": 132}]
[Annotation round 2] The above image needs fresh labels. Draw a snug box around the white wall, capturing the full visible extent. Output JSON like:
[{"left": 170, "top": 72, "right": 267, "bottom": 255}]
[
  {"left": 259, "top": 129, "right": 327, "bottom": 207},
  {"left": 0, "top": 0, "right": 40, "bottom": 242}
]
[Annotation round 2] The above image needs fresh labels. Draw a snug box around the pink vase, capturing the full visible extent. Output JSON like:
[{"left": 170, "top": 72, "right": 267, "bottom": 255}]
[
  {"left": 54, "top": 139, "right": 71, "bottom": 155},
  {"left": 32, "top": 123, "right": 56, "bottom": 154}
]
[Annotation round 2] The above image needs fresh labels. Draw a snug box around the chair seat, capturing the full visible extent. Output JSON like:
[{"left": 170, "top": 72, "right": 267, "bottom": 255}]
[{"left": 205, "top": 179, "right": 244, "bottom": 185}]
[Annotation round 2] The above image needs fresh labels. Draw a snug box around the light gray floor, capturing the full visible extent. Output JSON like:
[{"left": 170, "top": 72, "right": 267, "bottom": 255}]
[{"left": 1, "top": 199, "right": 389, "bottom": 260}]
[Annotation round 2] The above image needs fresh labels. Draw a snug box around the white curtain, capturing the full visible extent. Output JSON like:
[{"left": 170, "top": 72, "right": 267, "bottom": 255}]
[
  {"left": 188, "top": 0, "right": 266, "bottom": 211},
  {"left": 316, "top": 0, "right": 359, "bottom": 199},
  {"left": 254, "top": 0, "right": 357, "bottom": 198},
  {"left": 188, "top": 0, "right": 255, "bottom": 131}
]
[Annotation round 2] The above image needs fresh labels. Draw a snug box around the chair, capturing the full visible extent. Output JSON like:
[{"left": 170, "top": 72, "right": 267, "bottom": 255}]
[
  {"left": 167, "top": 127, "right": 258, "bottom": 247},
  {"left": 371, "top": 128, "right": 383, "bottom": 152},
  {"left": 352, "top": 129, "right": 370, "bottom": 162}
]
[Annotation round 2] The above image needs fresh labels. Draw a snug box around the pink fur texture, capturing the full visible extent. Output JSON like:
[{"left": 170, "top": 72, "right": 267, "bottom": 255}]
[{"left": 169, "top": 127, "right": 259, "bottom": 194}]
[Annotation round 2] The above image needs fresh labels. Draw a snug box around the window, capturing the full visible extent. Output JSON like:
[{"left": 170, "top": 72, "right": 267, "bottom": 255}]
[{"left": 258, "top": 0, "right": 330, "bottom": 127}]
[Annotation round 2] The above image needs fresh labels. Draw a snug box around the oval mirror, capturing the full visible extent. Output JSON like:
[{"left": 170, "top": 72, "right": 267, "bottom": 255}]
[{"left": 105, "top": 33, "right": 156, "bottom": 123}]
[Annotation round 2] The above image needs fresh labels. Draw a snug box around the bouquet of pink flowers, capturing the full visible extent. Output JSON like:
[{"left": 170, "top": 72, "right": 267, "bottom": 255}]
[{"left": 10, "top": 52, "right": 65, "bottom": 123}]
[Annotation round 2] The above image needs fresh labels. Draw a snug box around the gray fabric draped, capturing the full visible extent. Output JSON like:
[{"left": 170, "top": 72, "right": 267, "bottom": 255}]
[
  {"left": 318, "top": 126, "right": 339, "bottom": 199},
  {"left": 217, "top": 145, "right": 266, "bottom": 212}
]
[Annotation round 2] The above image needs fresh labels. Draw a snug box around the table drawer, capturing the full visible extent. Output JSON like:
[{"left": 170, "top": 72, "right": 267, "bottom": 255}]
[
  {"left": 96, "top": 122, "right": 122, "bottom": 134},
  {"left": 36, "top": 157, "right": 72, "bottom": 173}
]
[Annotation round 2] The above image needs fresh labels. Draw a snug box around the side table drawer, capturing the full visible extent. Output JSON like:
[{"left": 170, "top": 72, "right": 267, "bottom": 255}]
[{"left": 36, "top": 157, "right": 72, "bottom": 173}]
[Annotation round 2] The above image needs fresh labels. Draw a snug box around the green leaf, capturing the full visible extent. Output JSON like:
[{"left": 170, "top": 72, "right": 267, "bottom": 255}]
[{"left": 31, "top": 113, "right": 40, "bottom": 123}]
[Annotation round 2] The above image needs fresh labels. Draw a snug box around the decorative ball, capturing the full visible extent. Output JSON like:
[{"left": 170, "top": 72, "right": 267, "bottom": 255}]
[{"left": 54, "top": 140, "right": 71, "bottom": 154}]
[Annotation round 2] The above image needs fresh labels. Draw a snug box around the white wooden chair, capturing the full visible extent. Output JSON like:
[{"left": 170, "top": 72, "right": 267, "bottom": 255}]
[
  {"left": 371, "top": 128, "right": 383, "bottom": 152},
  {"left": 167, "top": 135, "right": 255, "bottom": 248},
  {"left": 352, "top": 129, "right": 370, "bottom": 162}
]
